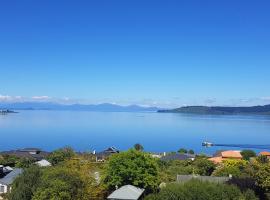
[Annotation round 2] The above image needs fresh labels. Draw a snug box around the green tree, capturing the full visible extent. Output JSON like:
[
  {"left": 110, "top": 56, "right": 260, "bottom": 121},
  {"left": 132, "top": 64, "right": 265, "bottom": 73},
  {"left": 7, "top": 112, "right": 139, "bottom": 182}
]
[
  {"left": 256, "top": 155, "right": 269, "bottom": 164},
  {"left": 47, "top": 147, "right": 75, "bottom": 165},
  {"left": 134, "top": 143, "right": 144, "bottom": 151},
  {"left": 241, "top": 150, "right": 256, "bottom": 161},
  {"left": 254, "top": 163, "right": 270, "bottom": 192},
  {"left": 63, "top": 158, "right": 106, "bottom": 199},
  {"left": 212, "top": 159, "right": 248, "bottom": 178},
  {"left": 103, "top": 149, "right": 159, "bottom": 192},
  {"left": 32, "top": 166, "right": 83, "bottom": 200},
  {"left": 178, "top": 148, "right": 188, "bottom": 154},
  {"left": 0, "top": 154, "right": 20, "bottom": 166},
  {"left": 15, "top": 157, "right": 36, "bottom": 168},
  {"left": 188, "top": 149, "right": 195, "bottom": 154},
  {"left": 192, "top": 158, "right": 216, "bottom": 176},
  {"left": 9, "top": 166, "right": 42, "bottom": 200},
  {"left": 144, "top": 180, "right": 258, "bottom": 200}
]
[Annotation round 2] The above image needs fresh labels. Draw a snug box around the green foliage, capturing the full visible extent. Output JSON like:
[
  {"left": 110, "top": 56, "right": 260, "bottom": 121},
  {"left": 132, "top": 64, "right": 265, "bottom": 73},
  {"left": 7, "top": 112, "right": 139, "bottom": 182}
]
[
  {"left": 212, "top": 159, "right": 248, "bottom": 178},
  {"left": 159, "top": 158, "right": 216, "bottom": 182},
  {"left": 254, "top": 163, "right": 270, "bottom": 192},
  {"left": 63, "top": 158, "right": 106, "bottom": 199},
  {"left": 15, "top": 157, "right": 36, "bottom": 168},
  {"left": 9, "top": 154, "right": 105, "bottom": 200},
  {"left": 160, "top": 160, "right": 194, "bottom": 181},
  {"left": 192, "top": 158, "right": 216, "bottom": 176},
  {"left": 256, "top": 155, "right": 269, "bottom": 164},
  {"left": 144, "top": 180, "right": 258, "bottom": 200},
  {"left": 188, "top": 149, "right": 195, "bottom": 154},
  {"left": 47, "top": 147, "right": 75, "bottom": 165},
  {"left": 241, "top": 150, "right": 256, "bottom": 161},
  {"left": 32, "top": 166, "right": 83, "bottom": 200},
  {"left": 134, "top": 143, "right": 144, "bottom": 151},
  {"left": 178, "top": 148, "right": 187, "bottom": 154},
  {"left": 0, "top": 154, "right": 21, "bottom": 166},
  {"left": 9, "top": 166, "right": 42, "bottom": 200},
  {"left": 103, "top": 149, "right": 159, "bottom": 192}
]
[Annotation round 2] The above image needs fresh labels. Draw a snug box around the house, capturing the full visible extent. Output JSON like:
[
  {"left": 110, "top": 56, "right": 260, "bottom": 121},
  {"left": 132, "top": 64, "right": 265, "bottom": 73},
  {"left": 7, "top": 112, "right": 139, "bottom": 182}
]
[
  {"left": 259, "top": 151, "right": 270, "bottom": 159},
  {"left": 35, "top": 159, "right": 52, "bottom": 167},
  {"left": 177, "top": 174, "right": 231, "bottom": 184},
  {"left": 0, "top": 168, "right": 23, "bottom": 194},
  {"left": 107, "top": 185, "right": 145, "bottom": 200},
  {"left": 95, "top": 147, "right": 119, "bottom": 162},
  {"left": 0, "top": 148, "right": 49, "bottom": 161},
  {"left": 209, "top": 150, "right": 243, "bottom": 164},
  {"left": 160, "top": 153, "right": 195, "bottom": 162}
]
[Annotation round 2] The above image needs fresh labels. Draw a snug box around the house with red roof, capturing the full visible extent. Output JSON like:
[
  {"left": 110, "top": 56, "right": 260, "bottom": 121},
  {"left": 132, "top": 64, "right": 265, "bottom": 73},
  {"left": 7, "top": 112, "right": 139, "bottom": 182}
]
[
  {"left": 259, "top": 151, "right": 270, "bottom": 159},
  {"left": 208, "top": 150, "right": 243, "bottom": 164}
]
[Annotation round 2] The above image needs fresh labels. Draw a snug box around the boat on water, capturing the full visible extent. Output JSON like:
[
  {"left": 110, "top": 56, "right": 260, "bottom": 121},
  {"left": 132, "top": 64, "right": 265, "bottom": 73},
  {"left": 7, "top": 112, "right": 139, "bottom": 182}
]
[{"left": 202, "top": 141, "right": 214, "bottom": 147}]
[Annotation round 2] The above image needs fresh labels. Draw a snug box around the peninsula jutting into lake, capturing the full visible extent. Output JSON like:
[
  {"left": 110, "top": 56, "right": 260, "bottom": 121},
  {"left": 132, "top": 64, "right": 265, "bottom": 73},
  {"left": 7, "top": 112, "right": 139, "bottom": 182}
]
[
  {"left": 0, "top": 109, "right": 17, "bottom": 114},
  {"left": 158, "top": 104, "right": 270, "bottom": 115}
]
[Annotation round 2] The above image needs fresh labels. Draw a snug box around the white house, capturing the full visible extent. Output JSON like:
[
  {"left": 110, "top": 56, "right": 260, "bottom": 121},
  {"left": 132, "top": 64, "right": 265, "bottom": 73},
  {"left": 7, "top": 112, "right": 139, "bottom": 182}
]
[{"left": 0, "top": 168, "right": 23, "bottom": 195}]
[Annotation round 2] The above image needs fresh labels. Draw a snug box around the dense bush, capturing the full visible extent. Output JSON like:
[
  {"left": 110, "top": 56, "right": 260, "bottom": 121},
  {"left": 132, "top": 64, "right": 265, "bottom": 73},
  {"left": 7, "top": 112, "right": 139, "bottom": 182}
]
[
  {"left": 212, "top": 159, "right": 248, "bottom": 177},
  {"left": 241, "top": 150, "right": 257, "bottom": 161},
  {"left": 8, "top": 166, "right": 42, "bottom": 200},
  {"left": 158, "top": 158, "right": 215, "bottom": 182},
  {"left": 47, "top": 146, "right": 75, "bottom": 165},
  {"left": 103, "top": 149, "right": 159, "bottom": 192},
  {"left": 8, "top": 157, "right": 105, "bottom": 200},
  {"left": 144, "top": 180, "right": 258, "bottom": 200}
]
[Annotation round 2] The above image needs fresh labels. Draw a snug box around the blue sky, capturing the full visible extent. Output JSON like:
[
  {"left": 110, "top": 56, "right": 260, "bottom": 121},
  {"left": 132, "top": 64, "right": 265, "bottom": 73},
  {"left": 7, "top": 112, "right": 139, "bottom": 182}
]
[{"left": 0, "top": 0, "right": 270, "bottom": 107}]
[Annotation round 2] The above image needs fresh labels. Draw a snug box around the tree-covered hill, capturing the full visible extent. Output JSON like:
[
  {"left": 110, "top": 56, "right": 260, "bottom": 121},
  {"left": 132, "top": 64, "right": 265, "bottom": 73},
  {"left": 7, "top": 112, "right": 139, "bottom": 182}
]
[{"left": 158, "top": 105, "right": 270, "bottom": 115}]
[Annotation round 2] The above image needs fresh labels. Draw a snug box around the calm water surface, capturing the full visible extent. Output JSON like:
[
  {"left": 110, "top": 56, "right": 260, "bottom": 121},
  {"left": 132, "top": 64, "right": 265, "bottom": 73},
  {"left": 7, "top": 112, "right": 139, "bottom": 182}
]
[{"left": 1, "top": 111, "right": 270, "bottom": 154}]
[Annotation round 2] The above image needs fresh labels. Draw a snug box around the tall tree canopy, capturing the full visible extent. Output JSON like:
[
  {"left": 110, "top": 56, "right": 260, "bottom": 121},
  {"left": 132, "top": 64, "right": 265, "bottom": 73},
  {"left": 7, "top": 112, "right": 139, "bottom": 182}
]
[{"left": 103, "top": 149, "right": 159, "bottom": 192}]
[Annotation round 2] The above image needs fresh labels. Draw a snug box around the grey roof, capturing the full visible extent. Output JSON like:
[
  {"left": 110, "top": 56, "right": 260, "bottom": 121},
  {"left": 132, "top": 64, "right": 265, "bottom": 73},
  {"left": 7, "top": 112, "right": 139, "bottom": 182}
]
[
  {"left": 0, "top": 149, "right": 49, "bottom": 161},
  {"left": 177, "top": 175, "right": 230, "bottom": 184},
  {"left": 160, "top": 153, "right": 195, "bottom": 162},
  {"left": 96, "top": 147, "right": 119, "bottom": 158},
  {"left": 19, "top": 148, "right": 41, "bottom": 152},
  {"left": 107, "top": 185, "right": 145, "bottom": 200},
  {"left": 0, "top": 168, "right": 23, "bottom": 185}
]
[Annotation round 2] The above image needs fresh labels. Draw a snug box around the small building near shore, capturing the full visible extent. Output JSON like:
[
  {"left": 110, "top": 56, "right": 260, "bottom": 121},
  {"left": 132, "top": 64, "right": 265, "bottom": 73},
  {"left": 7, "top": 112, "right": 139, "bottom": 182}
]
[{"left": 107, "top": 185, "right": 145, "bottom": 200}]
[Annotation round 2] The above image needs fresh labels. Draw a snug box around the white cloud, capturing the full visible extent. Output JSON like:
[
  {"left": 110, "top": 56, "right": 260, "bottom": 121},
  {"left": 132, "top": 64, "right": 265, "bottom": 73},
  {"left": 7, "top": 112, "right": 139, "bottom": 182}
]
[
  {"left": 260, "top": 97, "right": 270, "bottom": 101},
  {"left": 32, "top": 96, "right": 51, "bottom": 100},
  {"left": 0, "top": 95, "right": 12, "bottom": 101}
]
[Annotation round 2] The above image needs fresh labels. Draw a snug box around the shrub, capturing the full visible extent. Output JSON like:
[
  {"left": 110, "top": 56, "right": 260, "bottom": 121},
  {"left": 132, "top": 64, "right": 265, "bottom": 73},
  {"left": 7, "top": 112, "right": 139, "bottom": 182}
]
[
  {"left": 103, "top": 149, "right": 159, "bottom": 192},
  {"left": 144, "top": 180, "right": 258, "bottom": 200}
]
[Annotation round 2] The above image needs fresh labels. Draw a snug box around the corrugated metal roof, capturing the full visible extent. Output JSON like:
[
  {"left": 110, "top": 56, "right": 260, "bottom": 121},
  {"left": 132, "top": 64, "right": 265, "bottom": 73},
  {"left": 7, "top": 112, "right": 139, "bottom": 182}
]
[
  {"left": 107, "top": 185, "right": 145, "bottom": 200},
  {"left": 0, "top": 168, "right": 23, "bottom": 185}
]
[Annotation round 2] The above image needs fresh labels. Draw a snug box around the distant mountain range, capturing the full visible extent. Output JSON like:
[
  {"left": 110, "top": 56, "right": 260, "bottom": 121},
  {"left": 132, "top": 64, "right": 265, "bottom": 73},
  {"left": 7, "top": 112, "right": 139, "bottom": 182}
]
[
  {"left": 158, "top": 105, "right": 270, "bottom": 115},
  {"left": 0, "top": 102, "right": 160, "bottom": 112}
]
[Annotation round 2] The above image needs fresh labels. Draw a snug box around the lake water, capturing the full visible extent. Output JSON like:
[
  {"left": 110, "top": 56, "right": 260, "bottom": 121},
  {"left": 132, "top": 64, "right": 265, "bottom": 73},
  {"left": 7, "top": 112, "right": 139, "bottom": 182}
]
[{"left": 1, "top": 110, "right": 270, "bottom": 155}]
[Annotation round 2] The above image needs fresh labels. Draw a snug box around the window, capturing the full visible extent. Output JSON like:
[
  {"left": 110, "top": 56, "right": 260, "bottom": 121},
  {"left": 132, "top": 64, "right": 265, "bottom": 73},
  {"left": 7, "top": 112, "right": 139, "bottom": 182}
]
[{"left": 0, "top": 185, "right": 5, "bottom": 193}]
